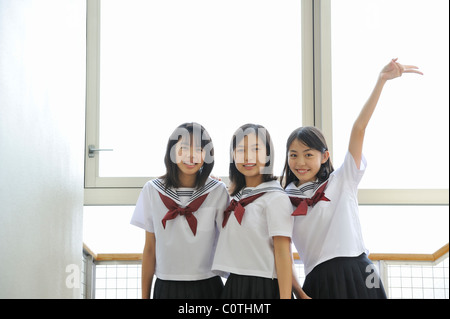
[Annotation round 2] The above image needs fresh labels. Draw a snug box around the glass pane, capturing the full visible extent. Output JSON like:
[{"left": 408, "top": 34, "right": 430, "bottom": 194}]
[
  {"left": 359, "top": 205, "right": 449, "bottom": 255},
  {"left": 99, "top": 0, "right": 302, "bottom": 177},
  {"left": 83, "top": 206, "right": 142, "bottom": 253},
  {"left": 83, "top": 205, "right": 449, "bottom": 256},
  {"left": 331, "top": 0, "right": 449, "bottom": 189}
]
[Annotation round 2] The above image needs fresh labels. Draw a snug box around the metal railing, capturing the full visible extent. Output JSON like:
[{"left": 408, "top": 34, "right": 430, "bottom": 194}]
[{"left": 82, "top": 243, "right": 449, "bottom": 299}]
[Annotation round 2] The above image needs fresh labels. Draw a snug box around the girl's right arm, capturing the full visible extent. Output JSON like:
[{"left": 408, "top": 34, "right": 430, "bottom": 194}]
[
  {"left": 291, "top": 247, "right": 311, "bottom": 299},
  {"left": 141, "top": 231, "right": 156, "bottom": 299},
  {"left": 273, "top": 236, "right": 293, "bottom": 299},
  {"left": 349, "top": 58, "right": 422, "bottom": 168},
  {"left": 292, "top": 264, "right": 311, "bottom": 299}
]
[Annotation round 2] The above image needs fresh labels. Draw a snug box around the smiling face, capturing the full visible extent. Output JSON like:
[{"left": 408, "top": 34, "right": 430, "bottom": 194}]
[
  {"left": 234, "top": 133, "right": 267, "bottom": 187},
  {"left": 288, "top": 139, "right": 330, "bottom": 185},
  {"left": 175, "top": 136, "right": 205, "bottom": 183}
]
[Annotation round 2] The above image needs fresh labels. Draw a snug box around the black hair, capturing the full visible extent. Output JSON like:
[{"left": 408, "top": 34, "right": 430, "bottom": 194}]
[
  {"left": 160, "top": 122, "right": 214, "bottom": 189},
  {"left": 229, "top": 123, "right": 277, "bottom": 196},
  {"left": 280, "top": 126, "right": 334, "bottom": 188}
]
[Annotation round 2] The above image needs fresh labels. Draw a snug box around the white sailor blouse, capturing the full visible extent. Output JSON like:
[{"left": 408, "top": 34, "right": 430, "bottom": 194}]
[
  {"left": 212, "top": 180, "right": 294, "bottom": 279},
  {"left": 286, "top": 152, "right": 369, "bottom": 276},
  {"left": 130, "top": 177, "right": 230, "bottom": 281}
]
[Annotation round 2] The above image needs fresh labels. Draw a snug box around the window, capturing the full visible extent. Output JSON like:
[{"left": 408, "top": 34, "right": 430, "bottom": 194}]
[
  {"left": 331, "top": 0, "right": 449, "bottom": 192},
  {"left": 85, "top": 0, "right": 306, "bottom": 194},
  {"left": 85, "top": 0, "right": 448, "bottom": 211}
]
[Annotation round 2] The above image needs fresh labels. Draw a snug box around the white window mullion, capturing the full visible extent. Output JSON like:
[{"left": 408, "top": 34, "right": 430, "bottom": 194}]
[
  {"left": 85, "top": 0, "right": 101, "bottom": 188},
  {"left": 311, "top": 0, "right": 333, "bottom": 154},
  {"left": 358, "top": 189, "right": 449, "bottom": 206},
  {"left": 301, "top": 0, "right": 315, "bottom": 127}
]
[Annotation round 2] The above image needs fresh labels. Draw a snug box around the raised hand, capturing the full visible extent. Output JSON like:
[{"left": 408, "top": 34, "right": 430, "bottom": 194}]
[{"left": 380, "top": 58, "right": 423, "bottom": 81}]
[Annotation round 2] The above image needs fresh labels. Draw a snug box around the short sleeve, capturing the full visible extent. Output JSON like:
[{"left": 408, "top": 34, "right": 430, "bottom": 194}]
[
  {"left": 332, "top": 152, "right": 367, "bottom": 187},
  {"left": 265, "top": 192, "right": 294, "bottom": 238},
  {"left": 130, "top": 182, "right": 155, "bottom": 233}
]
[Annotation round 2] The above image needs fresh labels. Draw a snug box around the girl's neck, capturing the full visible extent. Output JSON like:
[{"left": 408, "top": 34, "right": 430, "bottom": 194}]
[
  {"left": 178, "top": 173, "right": 197, "bottom": 188},
  {"left": 296, "top": 177, "right": 319, "bottom": 188},
  {"left": 245, "top": 175, "right": 264, "bottom": 188}
]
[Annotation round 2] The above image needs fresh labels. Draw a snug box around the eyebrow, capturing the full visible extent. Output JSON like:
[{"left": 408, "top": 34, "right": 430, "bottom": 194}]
[
  {"left": 289, "top": 148, "right": 313, "bottom": 153},
  {"left": 237, "top": 143, "right": 259, "bottom": 148},
  {"left": 180, "top": 141, "right": 202, "bottom": 148}
]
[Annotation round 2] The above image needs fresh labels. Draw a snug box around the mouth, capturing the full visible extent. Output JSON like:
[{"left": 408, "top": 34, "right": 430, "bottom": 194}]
[
  {"left": 243, "top": 163, "right": 257, "bottom": 170},
  {"left": 183, "top": 161, "right": 198, "bottom": 168},
  {"left": 296, "top": 169, "right": 309, "bottom": 175}
]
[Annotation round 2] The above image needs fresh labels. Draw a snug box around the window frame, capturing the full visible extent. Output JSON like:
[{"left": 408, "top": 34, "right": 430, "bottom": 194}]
[
  {"left": 85, "top": 0, "right": 151, "bottom": 191},
  {"left": 84, "top": 0, "right": 448, "bottom": 207},
  {"left": 84, "top": 0, "right": 315, "bottom": 204}
]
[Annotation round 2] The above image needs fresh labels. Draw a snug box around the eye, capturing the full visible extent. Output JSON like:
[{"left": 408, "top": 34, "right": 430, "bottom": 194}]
[
  {"left": 305, "top": 153, "right": 314, "bottom": 158},
  {"left": 289, "top": 153, "right": 297, "bottom": 158}
]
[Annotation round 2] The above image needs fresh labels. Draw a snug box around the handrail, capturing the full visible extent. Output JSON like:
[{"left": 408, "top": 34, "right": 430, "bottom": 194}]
[
  {"left": 84, "top": 243, "right": 449, "bottom": 263},
  {"left": 83, "top": 243, "right": 97, "bottom": 260}
]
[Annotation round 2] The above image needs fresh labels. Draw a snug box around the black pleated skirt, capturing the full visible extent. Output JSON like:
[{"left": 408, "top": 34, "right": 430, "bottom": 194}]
[
  {"left": 302, "top": 253, "right": 387, "bottom": 299},
  {"left": 153, "top": 276, "right": 224, "bottom": 299},
  {"left": 221, "top": 274, "right": 281, "bottom": 299}
]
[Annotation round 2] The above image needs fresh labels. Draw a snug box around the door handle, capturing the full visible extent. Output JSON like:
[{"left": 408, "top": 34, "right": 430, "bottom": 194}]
[{"left": 88, "top": 145, "right": 114, "bottom": 158}]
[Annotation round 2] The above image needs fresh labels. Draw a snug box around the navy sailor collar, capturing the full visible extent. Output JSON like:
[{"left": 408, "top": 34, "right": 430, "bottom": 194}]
[
  {"left": 151, "top": 177, "right": 222, "bottom": 207},
  {"left": 232, "top": 180, "right": 285, "bottom": 201},
  {"left": 285, "top": 179, "right": 328, "bottom": 199}
]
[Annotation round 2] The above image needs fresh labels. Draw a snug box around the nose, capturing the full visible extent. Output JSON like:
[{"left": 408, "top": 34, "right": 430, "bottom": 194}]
[
  {"left": 189, "top": 146, "right": 203, "bottom": 163},
  {"left": 295, "top": 155, "right": 305, "bottom": 167}
]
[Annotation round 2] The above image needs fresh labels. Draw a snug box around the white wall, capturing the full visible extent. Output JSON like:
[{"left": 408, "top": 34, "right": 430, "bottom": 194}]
[{"left": 0, "top": 0, "right": 86, "bottom": 298}]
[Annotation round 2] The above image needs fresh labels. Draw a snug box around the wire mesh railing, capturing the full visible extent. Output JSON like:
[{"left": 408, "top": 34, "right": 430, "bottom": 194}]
[{"left": 82, "top": 244, "right": 449, "bottom": 299}]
